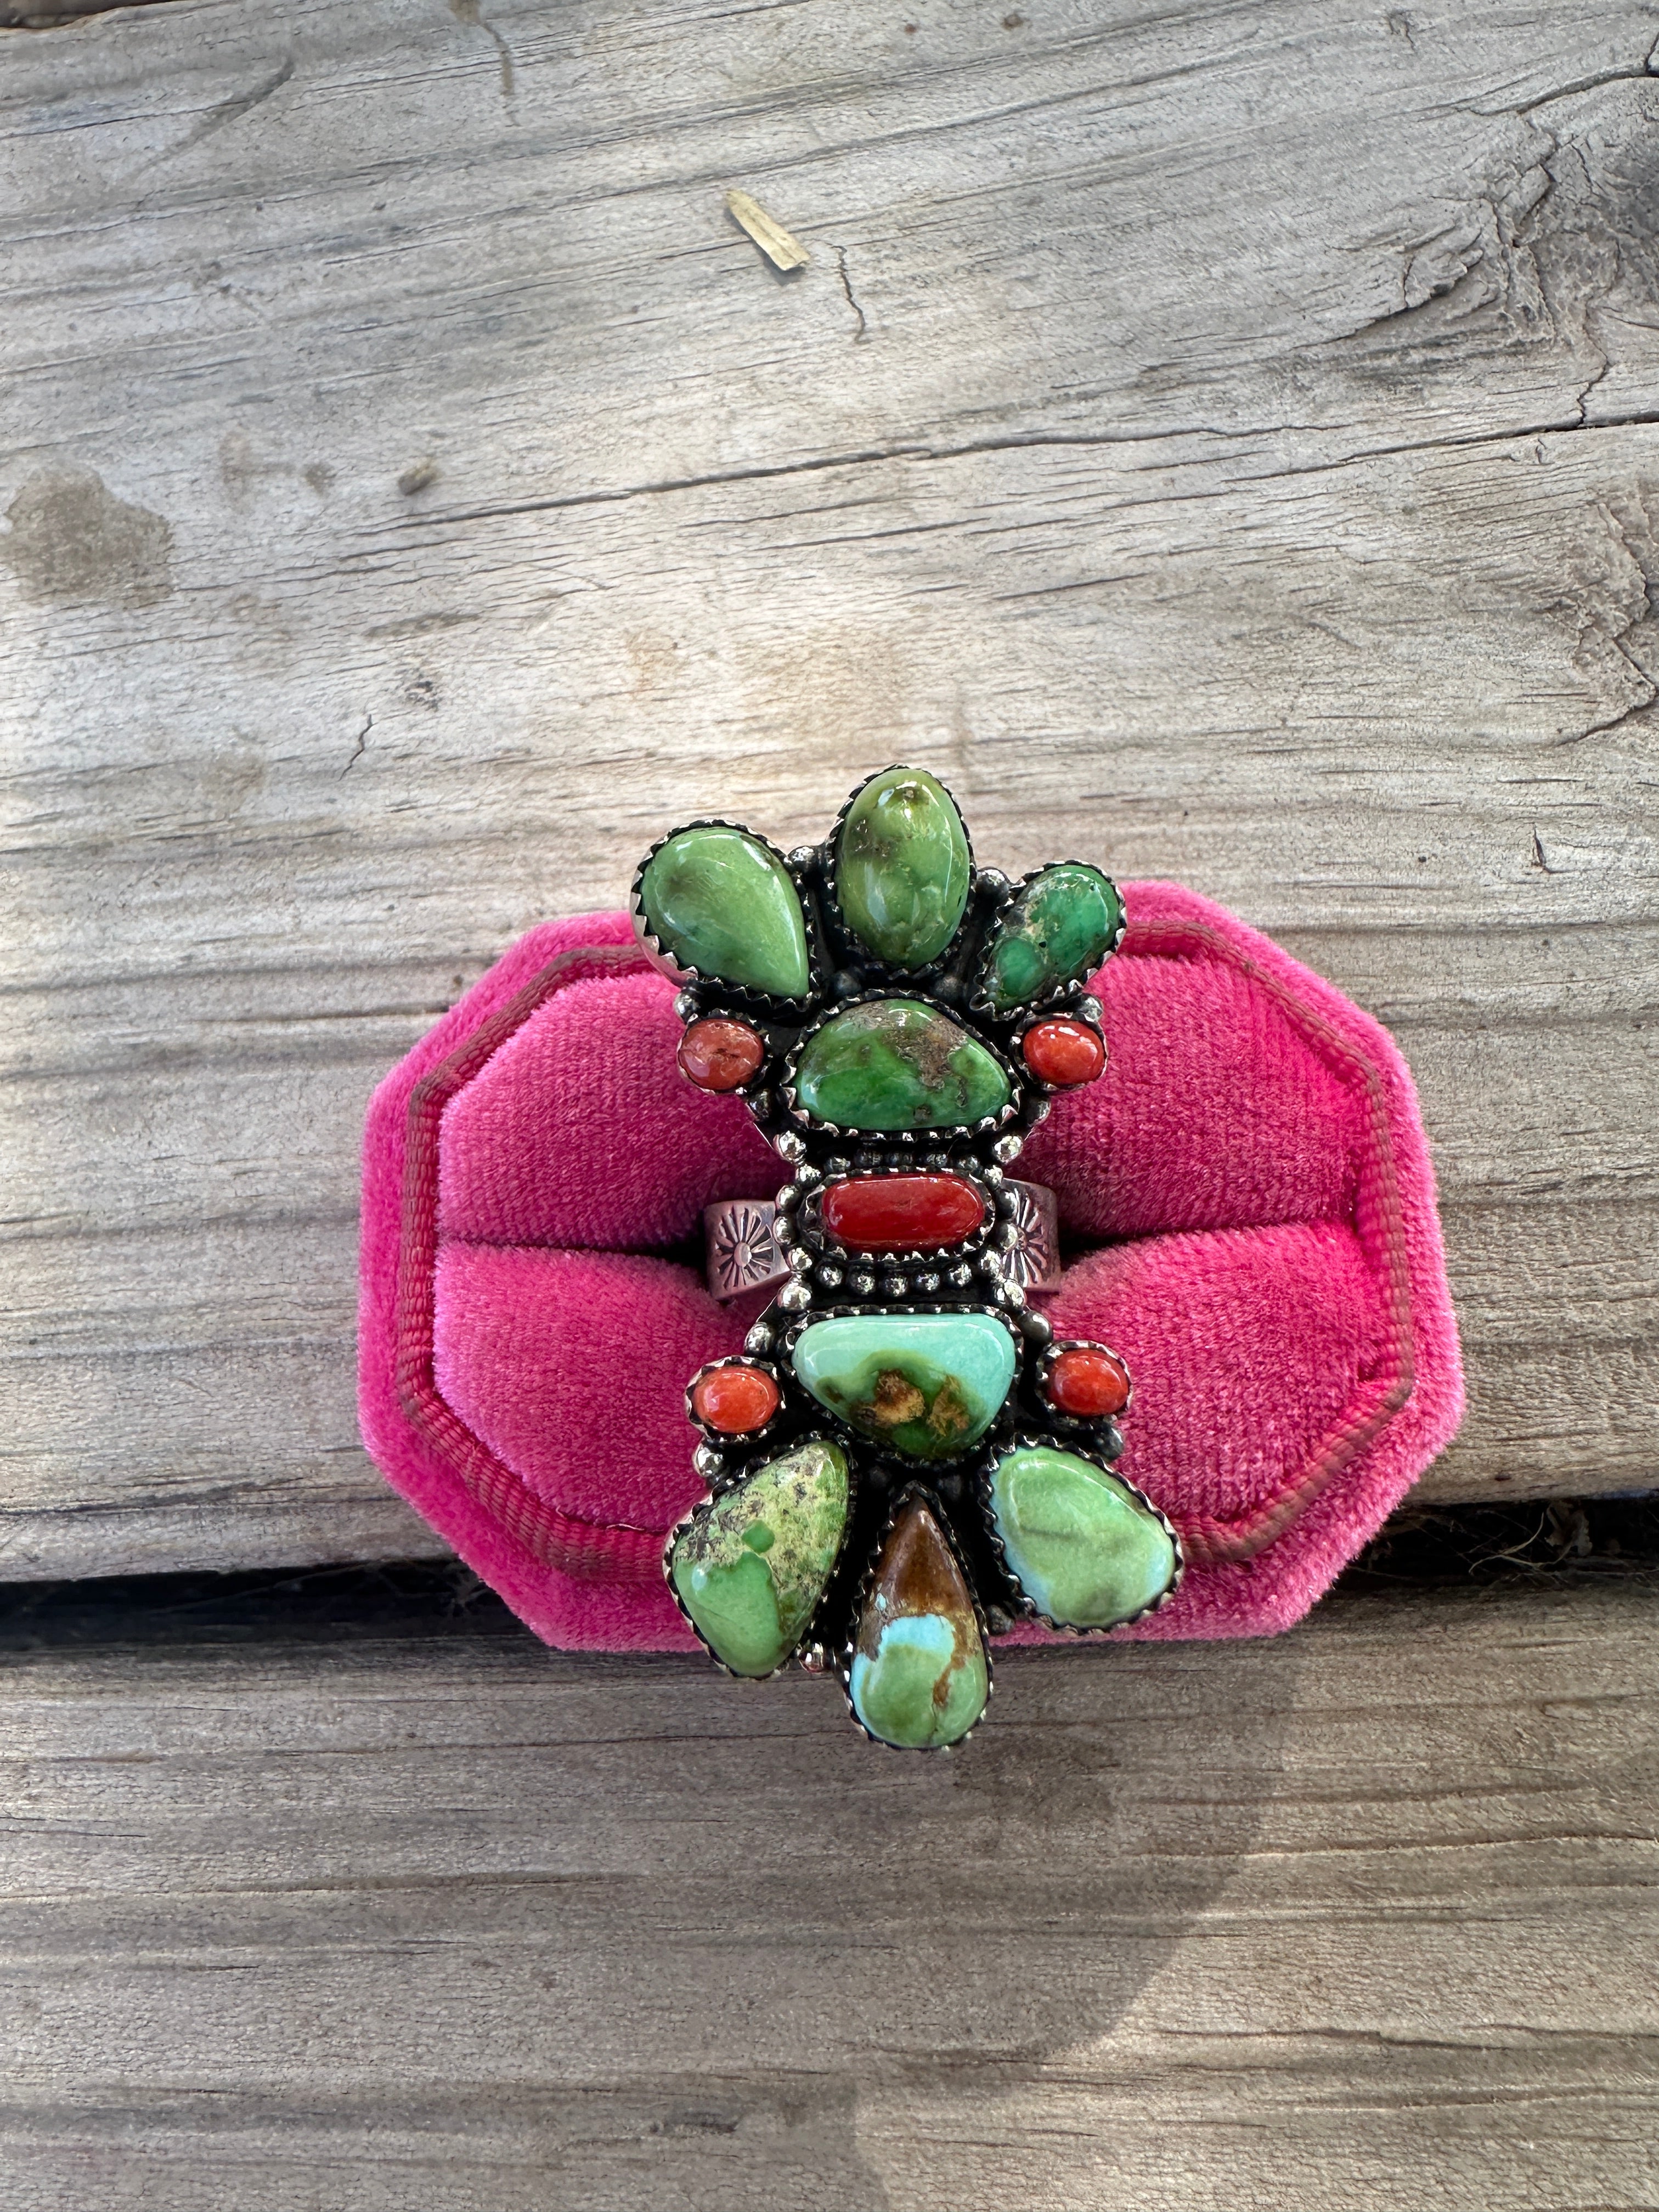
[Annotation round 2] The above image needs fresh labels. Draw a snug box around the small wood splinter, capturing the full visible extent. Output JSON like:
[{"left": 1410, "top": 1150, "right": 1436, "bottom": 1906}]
[{"left": 724, "top": 188, "right": 811, "bottom": 272}]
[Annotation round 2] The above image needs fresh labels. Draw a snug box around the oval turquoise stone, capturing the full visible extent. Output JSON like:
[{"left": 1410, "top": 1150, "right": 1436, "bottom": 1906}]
[
  {"left": 836, "top": 767, "right": 971, "bottom": 968},
  {"left": 989, "top": 1445, "right": 1177, "bottom": 1628},
  {"left": 981, "top": 862, "right": 1123, "bottom": 1013},
  {"left": 639, "top": 825, "right": 810, "bottom": 998},
  {"left": 669, "top": 1440, "right": 850, "bottom": 1676},
  {"left": 793, "top": 1311, "right": 1015, "bottom": 1461},
  {"left": 849, "top": 1493, "right": 988, "bottom": 1748},
  {"left": 792, "top": 998, "right": 1011, "bottom": 1131}
]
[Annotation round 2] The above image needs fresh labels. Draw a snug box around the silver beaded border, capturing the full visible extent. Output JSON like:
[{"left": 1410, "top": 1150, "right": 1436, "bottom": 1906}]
[
  {"left": 633, "top": 783, "right": 1181, "bottom": 1745},
  {"left": 791, "top": 1159, "right": 1002, "bottom": 1276}
]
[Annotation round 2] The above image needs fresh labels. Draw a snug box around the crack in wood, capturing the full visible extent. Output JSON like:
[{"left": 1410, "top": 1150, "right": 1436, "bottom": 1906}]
[{"left": 834, "top": 245, "right": 868, "bottom": 341}]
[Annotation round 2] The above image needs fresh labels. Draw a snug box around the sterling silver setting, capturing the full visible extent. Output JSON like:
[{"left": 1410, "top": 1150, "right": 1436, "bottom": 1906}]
[
  {"left": 704, "top": 1178, "right": 1062, "bottom": 1301},
  {"left": 636, "top": 764, "right": 1177, "bottom": 1751}
]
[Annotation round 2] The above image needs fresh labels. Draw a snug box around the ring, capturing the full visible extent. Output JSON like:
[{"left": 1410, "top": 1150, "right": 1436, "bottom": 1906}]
[
  {"left": 637, "top": 766, "right": 1182, "bottom": 1751},
  {"left": 706, "top": 1180, "right": 1061, "bottom": 1300}
]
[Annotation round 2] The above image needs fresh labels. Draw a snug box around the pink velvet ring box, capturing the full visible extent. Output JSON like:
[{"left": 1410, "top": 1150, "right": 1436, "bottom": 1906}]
[{"left": 358, "top": 883, "right": 1464, "bottom": 1650}]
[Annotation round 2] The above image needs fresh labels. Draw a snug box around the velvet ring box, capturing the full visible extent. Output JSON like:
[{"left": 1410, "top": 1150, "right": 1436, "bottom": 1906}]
[{"left": 359, "top": 882, "right": 1464, "bottom": 1650}]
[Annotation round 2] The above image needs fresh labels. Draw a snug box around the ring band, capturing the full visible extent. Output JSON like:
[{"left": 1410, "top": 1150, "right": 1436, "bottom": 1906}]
[{"left": 705, "top": 1181, "right": 1062, "bottom": 1301}]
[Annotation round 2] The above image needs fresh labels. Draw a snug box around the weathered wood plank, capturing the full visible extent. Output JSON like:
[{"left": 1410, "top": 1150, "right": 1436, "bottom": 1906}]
[
  {"left": 2, "top": 0, "right": 1656, "bottom": 1576},
  {"left": 2, "top": 1579, "right": 1655, "bottom": 2209}
]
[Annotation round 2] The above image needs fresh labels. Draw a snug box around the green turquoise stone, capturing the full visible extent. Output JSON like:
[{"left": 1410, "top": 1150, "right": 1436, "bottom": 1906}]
[
  {"left": 792, "top": 998, "right": 1011, "bottom": 1131},
  {"left": 989, "top": 1445, "right": 1177, "bottom": 1628},
  {"left": 793, "top": 1312, "right": 1015, "bottom": 1462},
  {"left": 849, "top": 1494, "right": 988, "bottom": 1748},
  {"left": 639, "top": 825, "right": 810, "bottom": 998},
  {"left": 982, "top": 863, "right": 1123, "bottom": 1013},
  {"left": 670, "top": 1441, "right": 850, "bottom": 1675},
  {"left": 836, "top": 768, "right": 971, "bottom": 968}
]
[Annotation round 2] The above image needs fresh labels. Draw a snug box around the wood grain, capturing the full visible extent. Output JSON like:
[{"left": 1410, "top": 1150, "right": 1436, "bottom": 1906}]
[
  {"left": 2, "top": 0, "right": 1656, "bottom": 1576},
  {"left": 2, "top": 1577, "right": 1655, "bottom": 2209}
]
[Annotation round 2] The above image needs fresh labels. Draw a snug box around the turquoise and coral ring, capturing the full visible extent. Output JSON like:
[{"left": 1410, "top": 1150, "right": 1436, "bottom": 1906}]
[
  {"left": 702, "top": 1178, "right": 1061, "bottom": 1300},
  {"left": 637, "top": 766, "right": 1182, "bottom": 1751}
]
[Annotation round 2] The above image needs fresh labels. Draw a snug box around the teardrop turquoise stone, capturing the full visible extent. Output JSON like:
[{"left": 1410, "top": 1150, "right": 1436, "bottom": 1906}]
[
  {"left": 792, "top": 998, "right": 1011, "bottom": 1130},
  {"left": 981, "top": 863, "right": 1122, "bottom": 1013},
  {"left": 849, "top": 1493, "right": 988, "bottom": 1748},
  {"left": 669, "top": 1440, "right": 850, "bottom": 1675},
  {"left": 639, "top": 825, "right": 810, "bottom": 998},
  {"left": 836, "top": 768, "right": 971, "bottom": 968},
  {"left": 793, "top": 1311, "right": 1015, "bottom": 1461},
  {"left": 988, "top": 1444, "right": 1177, "bottom": 1628}
]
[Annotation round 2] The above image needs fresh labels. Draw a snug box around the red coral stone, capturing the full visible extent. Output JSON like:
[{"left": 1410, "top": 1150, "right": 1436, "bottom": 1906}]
[
  {"left": 820, "top": 1173, "right": 986, "bottom": 1254},
  {"left": 679, "top": 1017, "right": 766, "bottom": 1092},
  {"left": 691, "top": 1364, "right": 781, "bottom": 1434},
  {"left": 1022, "top": 1018, "right": 1105, "bottom": 1087},
  {"left": 1046, "top": 1346, "right": 1132, "bottom": 1419}
]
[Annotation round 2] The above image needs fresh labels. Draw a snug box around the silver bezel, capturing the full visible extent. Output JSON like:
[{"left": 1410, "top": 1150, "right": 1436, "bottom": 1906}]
[
  {"left": 794, "top": 1161, "right": 1000, "bottom": 1270},
  {"left": 777, "top": 1298, "right": 1025, "bottom": 1465},
  {"left": 836, "top": 1480, "right": 995, "bottom": 1753},
  {"left": 1009, "top": 1006, "right": 1109, "bottom": 1093},
  {"left": 978, "top": 1428, "right": 1183, "bottom": 1636},
  {"left": 684, "top": 1355, "right": 787, "bottom": 1449},
  {"left": 820, "top": 764, "right": 978, "bottom": 983},
  {"left": 631, "top": 783, "right": 1156, "bottom": 1744},
  {"left": 675, "top": 1012, "right": 773, "bottom": 1110},
  {"left": 629, "top": 817, "right": 825, "bottom": 1012},
  {"left": 778, "top": 989, "right": 1025, "bottom": 1142},
  {"left": 1033, "top": 1336, "right": 1135, "bottom": 1431},
  {"left": 967, "top": 860, "right": 1128, "bottom": 1019},
  {"left": 662, "top": 1428, "right": 859, "bottom": 1681}
]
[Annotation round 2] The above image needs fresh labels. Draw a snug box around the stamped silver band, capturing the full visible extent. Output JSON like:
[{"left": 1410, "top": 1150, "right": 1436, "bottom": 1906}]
[{"left": 705, "top": 1181, "right": 1062, "bottom": 1301}]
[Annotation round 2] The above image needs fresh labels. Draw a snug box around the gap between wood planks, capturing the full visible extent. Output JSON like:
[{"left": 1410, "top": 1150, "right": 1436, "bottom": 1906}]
[
  {"left": 2, "top": 1496, "right": 1654, "bottom": 1649},
  {"left": 0, "top": 0, "right": 178, "bottom": 22}
]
